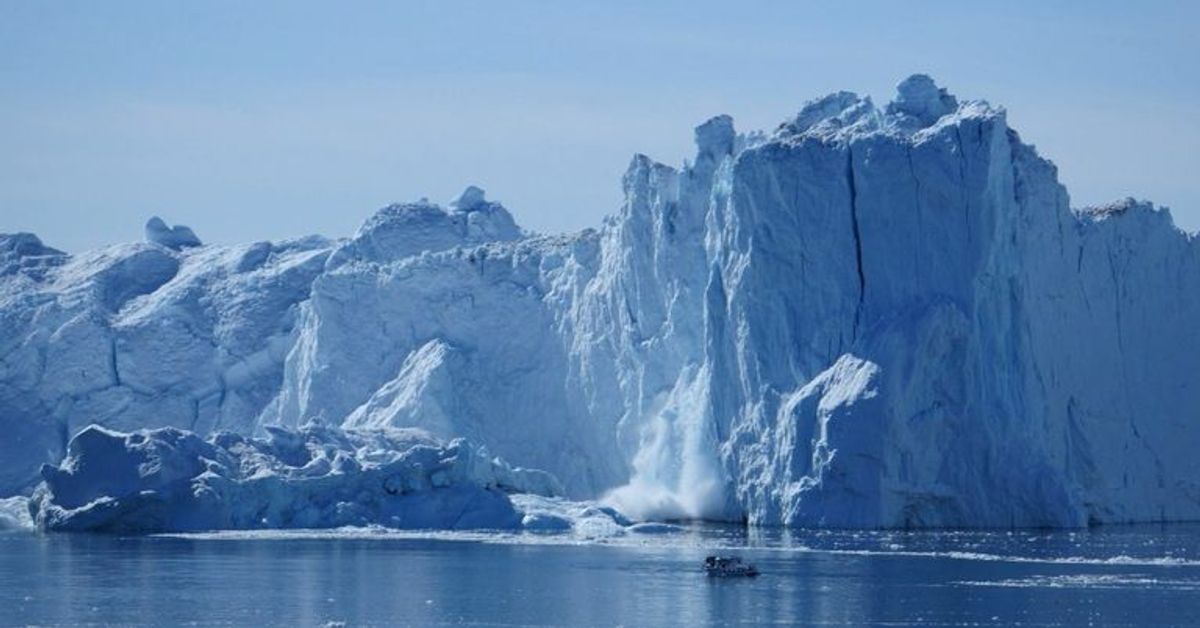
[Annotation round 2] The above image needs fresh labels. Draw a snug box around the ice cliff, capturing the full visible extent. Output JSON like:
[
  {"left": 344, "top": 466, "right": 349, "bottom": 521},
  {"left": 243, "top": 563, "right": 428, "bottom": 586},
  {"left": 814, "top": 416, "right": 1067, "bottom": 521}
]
[{"left": 3, "top": 75, "right": 1198, "bottom": 530}]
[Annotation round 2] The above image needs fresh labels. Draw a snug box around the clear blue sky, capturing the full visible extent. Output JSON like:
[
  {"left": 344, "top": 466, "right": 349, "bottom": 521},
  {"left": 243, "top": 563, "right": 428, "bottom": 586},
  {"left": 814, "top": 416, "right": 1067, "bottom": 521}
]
[{"left": 3, "top": 1, "right": 1197, "bottom": 251}]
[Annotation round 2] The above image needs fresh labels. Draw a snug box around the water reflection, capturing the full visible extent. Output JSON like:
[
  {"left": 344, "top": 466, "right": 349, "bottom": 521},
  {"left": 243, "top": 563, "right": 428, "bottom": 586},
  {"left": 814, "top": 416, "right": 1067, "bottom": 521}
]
[{"left": 1, "top": 524, "right": 1199, "bottom": 626}]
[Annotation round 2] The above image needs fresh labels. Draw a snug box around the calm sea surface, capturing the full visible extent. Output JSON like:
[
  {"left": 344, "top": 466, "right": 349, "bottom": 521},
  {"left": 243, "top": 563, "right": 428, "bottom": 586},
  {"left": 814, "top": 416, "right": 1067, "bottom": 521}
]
[{"left": 2, "top": 524, "right": 1199, "bottom": 626}]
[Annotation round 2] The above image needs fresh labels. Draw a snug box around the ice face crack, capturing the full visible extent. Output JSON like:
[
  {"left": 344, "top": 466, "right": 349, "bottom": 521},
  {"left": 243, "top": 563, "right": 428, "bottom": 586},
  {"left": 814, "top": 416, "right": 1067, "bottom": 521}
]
[{"left": 846, "top": 145, "right": 866, "bottom": 341}]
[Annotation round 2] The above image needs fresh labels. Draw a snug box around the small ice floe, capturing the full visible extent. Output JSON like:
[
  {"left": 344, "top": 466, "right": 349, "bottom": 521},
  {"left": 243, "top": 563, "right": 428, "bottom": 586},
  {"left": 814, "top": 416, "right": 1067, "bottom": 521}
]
[{"left": 626, "top": 522, "right": 682, "bottom": 534}]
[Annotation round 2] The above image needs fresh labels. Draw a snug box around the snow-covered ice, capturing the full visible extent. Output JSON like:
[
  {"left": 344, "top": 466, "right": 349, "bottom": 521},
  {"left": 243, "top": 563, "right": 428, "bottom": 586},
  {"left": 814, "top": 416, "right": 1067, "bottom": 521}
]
[
  {"left": 30, "top": 424, "right": 567, "bottom": 533},
  {"left": 144, "top": 217, "right": 202, "bottom": 250},
  {"left": 3, "top": 75, "right": 1199, "bottom": 531},
  {"left": 0, "top": 495, "right": 32, "bottom": 530}
]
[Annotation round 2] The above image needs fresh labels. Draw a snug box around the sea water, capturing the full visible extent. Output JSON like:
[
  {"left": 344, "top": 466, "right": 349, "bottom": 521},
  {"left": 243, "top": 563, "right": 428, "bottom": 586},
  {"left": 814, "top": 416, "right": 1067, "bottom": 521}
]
[{"left": 2, "top": 524, "right": 1199, "bottom": 626}]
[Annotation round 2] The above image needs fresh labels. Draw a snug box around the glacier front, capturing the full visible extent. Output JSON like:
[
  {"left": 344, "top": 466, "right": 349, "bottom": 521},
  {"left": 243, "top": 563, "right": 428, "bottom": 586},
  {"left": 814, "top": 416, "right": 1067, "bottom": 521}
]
[{"left": 2, "top": 75, "right": 1198, "bottom": 530}]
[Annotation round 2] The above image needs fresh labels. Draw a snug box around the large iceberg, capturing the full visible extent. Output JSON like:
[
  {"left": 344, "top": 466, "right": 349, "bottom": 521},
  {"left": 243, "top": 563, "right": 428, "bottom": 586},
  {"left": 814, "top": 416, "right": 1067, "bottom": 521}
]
[
  {"left": 2, "top": 75, "right": 1198, "bottom": 530},
  {"left": 29, "top": 424, "right": 564, "bottom": 533}
]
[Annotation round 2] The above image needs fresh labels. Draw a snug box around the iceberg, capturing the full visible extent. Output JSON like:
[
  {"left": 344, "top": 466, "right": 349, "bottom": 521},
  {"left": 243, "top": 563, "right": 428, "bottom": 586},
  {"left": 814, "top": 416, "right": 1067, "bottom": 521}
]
[
  {"left": 2, "top": 75, "right": 1198, "bottom": 530},
  {"left": 30, "top": 424, "right": 564, "bottom": 533}
]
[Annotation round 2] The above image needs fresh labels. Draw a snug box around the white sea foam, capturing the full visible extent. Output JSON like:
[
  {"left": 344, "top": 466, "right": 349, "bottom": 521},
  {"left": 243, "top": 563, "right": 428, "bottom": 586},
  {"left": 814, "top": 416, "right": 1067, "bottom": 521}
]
[
  {"left": 957, "top": 574, "right": 1200, "bottom": 590},
  {"left": 157, "top": 526, "right": 1200, "bottom": 568}
]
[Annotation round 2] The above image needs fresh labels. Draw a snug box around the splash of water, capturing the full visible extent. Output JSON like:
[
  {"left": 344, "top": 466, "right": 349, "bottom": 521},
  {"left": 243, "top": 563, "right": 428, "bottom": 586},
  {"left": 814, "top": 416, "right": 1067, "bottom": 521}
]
[{"left": 602, "top": 370, "right": 729, "bottom": 522}]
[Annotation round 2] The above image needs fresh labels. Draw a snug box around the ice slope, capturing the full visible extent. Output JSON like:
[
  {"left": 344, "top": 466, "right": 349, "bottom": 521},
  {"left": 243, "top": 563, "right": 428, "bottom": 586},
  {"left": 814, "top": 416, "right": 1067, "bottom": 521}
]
[{"left": 2, "top": 75, "right": 1198, "bottom": 530}]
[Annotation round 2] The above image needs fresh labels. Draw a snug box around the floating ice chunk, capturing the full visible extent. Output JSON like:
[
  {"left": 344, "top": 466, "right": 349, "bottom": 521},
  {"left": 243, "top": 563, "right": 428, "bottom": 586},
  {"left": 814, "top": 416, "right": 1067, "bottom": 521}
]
[
  {"left": 627, "top": 522, "right": 682, "bottom": 534},
  {"left": 521, "top": 512, "right": 573, "bottom": 531},
  {"left": 30, "top": 424, "right": 564, "bottom": 533},
  {"left": 508, "top": 494, "right": 634, "bottom": 537}
]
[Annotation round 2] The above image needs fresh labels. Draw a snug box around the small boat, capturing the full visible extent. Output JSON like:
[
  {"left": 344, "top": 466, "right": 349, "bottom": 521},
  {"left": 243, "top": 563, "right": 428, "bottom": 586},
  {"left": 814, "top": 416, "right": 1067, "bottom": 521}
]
[{"left": 703, "top": 555, "right": 759, "bottom": 577}]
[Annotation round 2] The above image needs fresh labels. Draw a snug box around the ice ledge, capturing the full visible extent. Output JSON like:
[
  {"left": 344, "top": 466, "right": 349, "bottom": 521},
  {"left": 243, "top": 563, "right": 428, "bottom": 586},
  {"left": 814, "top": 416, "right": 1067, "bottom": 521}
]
[
  {"left": 771, "top": 74, "right": 1002, "bottom": 145},
  {"left": 329, "top": 186, "right": 523, "bottom": 266},
  {"left": 1075, "top": 197, "right": 1193, "bottom": 237},
  {"left": 0, "top": 232, "right": 66, "bottom": 279},
  {"left": 1079, "top": 197, "right": 1159, "bottom": 220}
]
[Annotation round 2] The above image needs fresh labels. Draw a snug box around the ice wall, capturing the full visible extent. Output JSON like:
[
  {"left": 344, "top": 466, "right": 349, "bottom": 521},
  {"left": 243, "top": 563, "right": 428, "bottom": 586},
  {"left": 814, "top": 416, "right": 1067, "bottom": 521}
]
[
  {"left": 2, "top": 75, "right": 1198, "bottom": 528},
  {"left": 701, "top": 79, "right": 1200, "bottom": 526},
  {"left": 0, "top": 233, "right": 332, "bottom": 490}
]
